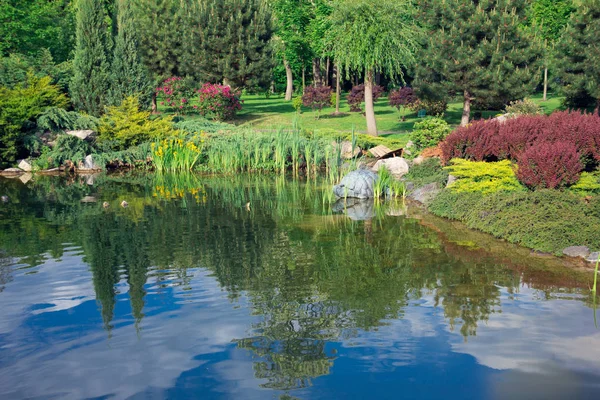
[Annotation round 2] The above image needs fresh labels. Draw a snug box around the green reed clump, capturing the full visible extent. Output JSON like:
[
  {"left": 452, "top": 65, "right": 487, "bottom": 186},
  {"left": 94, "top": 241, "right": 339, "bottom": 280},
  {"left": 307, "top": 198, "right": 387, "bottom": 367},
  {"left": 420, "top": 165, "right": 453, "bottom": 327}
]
[{"left": 152, "top": 134, "right": 204, "bottom": 172}]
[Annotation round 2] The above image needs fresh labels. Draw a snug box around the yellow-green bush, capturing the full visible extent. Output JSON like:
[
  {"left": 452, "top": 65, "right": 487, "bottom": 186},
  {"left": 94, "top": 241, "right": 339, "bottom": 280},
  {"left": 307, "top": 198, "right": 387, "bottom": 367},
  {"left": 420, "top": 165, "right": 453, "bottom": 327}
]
[
  {"left": 98, "top": 96, "right": 177, "bottom": 150},
  {"left": 445, "top": 159, "right": 525, "bottom": 194},
  {"left": 569, "top": 171, "right": 600, "bottom": 196}
]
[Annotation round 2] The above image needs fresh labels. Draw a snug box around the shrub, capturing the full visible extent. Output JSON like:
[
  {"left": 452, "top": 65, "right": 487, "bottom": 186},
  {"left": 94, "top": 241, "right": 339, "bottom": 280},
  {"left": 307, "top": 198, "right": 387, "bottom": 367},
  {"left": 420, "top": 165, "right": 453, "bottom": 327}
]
[
  {"left": 174, "top": 118, "right": 234, "bottom": 134},
  {"left": 97, "top": 96, "right": 177, "bottom": 150},
  {"left": 504, "top": 98, "right": 543, "bottom": 116},
  {"left": 36, "top": 107, "right": 99, "bottom": 132},
  {"left": 429, "top": 189, "right": 600, "bottom": 255},
  {"left": 404, "top": 158, "right": 449, "bottom": 188},
  {"left": 292, "top": 96, "right": 303, "bottom": 113},
  {"left": 569, "top": 172, "right": 600, "bottom": 196},
  {"left": 33, "top": 135, "right": 94, "bottom": 169},
  {"left": 516, "top": 142, "right": 583, "bottom": 189},
  {"left": 408, "top": 98, "right": 448, "bottom": 116},
  {"left": 156, "top": 76, "right": 197, "bottom": 114},
  {"left": 347, "top": 84, "right": 384, "bottom": 112},
  {"left": 302, "top": 85, "right": 332, "bottom": 119},
  {"left": 410, "top": 117, "right": 451, "bottom": 151},
  {"left": 388, "top": 87, "right": 417, "bottom": 117},
  {"left": 197, "top": 83, "right": 243, "bottom": 121},
  {"left": 445, "top": 159, "right": 525, "bottom": 194},
  {"left": 0, "top": 74, "right": 68, "bottom": 166},
  {"left": 441, "top": 110, "right": 600, "bottom": 169}
]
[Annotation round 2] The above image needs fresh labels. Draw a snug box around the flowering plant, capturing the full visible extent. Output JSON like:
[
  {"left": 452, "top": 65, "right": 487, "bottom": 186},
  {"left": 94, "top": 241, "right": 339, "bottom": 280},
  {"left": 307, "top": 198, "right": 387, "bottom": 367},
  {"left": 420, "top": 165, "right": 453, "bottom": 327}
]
[
  {"left": 156, "top": 77, "right": 196, "bottom": 114},
  {"left": 197, "top": 83, "right": 243, "bottom": 121}
]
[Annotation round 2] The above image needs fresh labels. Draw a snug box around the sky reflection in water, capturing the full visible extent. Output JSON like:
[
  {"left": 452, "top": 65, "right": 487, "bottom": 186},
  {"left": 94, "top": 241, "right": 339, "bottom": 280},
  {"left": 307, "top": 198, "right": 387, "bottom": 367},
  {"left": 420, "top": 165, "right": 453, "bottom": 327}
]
[{"left": 0, "top": 174, "right": 599, "bottom": 400}]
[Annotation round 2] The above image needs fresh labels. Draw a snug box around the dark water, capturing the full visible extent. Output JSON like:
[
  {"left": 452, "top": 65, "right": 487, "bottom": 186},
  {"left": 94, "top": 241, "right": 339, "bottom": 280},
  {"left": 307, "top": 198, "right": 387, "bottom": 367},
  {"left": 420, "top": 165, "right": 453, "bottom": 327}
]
[{"left": 0, "top": 173, "right": 599, "bottom": 400}]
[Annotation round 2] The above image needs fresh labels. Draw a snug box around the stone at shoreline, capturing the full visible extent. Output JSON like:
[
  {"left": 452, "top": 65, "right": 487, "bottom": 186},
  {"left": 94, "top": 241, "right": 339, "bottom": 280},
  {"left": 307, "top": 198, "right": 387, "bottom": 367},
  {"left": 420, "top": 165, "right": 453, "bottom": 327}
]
[
  {"left": 332, "top": 198, "right": 375, "bottom": 221},
  {"left": 19, "top": 173, "right": 33, "bottom": 184},
  {"left": 79, "top": 154, "right": 103, "bottom": 171},
  {"left": 18, "top": 159, "right": 33, "bottom": 172},
  {"left": 408, "top": 182, "right": 441, "bottom": 205},
  {"left": 412, "top": 155, "right": 425, "bottom": 166},
  {"left": 562, "top": 246, "right": 590, "bottom": 259},
  {"left": 333, "top": 169, "right": 378, "bottom": 199},
  {"left": 0, "top": 168, "right": 24, "bottom": 176},
  {"left": 587, "top": 252, "right": 600, "bottom": 263},
  {"left": 333, "top": 141, "right": 362, "bottom": 159},
  {"left": 373, "top": 157, "right": 409, "bottom": 178},
  {"left": 66, "top": 130, "right": 95, "bottom": 141}
]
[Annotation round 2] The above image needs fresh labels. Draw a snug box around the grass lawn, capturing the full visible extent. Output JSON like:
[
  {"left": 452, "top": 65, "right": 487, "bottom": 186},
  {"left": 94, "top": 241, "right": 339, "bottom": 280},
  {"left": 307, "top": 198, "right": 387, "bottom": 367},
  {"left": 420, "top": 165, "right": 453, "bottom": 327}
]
[
  {"left": 231, "top": 92, "right": 565, "bottom": 135},
  {"left": 166, "top": 91, "right": 565, "bottom": 141}
]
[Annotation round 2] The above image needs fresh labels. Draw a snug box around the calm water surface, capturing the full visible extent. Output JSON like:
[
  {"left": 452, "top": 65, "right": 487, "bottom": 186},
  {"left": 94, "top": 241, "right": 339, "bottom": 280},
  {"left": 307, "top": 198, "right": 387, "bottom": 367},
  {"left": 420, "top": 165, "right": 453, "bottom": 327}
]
[{"left": 0, "top": 173, "right": 599, "bottom": 400}]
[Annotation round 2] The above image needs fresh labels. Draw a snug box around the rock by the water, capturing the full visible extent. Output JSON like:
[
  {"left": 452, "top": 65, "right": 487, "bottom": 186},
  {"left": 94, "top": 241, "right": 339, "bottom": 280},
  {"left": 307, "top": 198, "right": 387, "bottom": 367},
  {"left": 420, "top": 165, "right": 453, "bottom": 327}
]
[
  {"left": 373, "top": 157, "right": 410, "bottom": 178},
  {"left": 332, "top": 198, "right": 375, "bottom": 221},
  {"left": 446, "top": 174, "right": 457, "bottom": 188},
  {"left": 333, "top": 141, "right": 362, "bottom": 159},
  {"left": 562, "top": 246, "right": 590, "bottom": 259},
  {"left": 408, "top": 182, "right": 441, "bottom": 205},
  {"left": 333, "top": 169, "right": 378, "bottom": 199},
  {"left": 19, "top": 173, "right": 33, "bottom": 184},
  {"left": 80, "top": 155, "right": 103, "bottom": 171},
  {"left": 18, "top": 159, "right": 33, "bottom": 172},
  {"left": 1, "top": 168, "right": 24, "bottom": 175},
  {"left": 412, "top": 155, "right": 425, "bottom": 166},
  {"left": 587, "top": 252, "right": 600, "bottom": 263},
  {"left": 406, "top": 140, "right": 414, "bottom": 149},
  {"left": 66, "top": 130, "right": 95, "bottom": 141}
]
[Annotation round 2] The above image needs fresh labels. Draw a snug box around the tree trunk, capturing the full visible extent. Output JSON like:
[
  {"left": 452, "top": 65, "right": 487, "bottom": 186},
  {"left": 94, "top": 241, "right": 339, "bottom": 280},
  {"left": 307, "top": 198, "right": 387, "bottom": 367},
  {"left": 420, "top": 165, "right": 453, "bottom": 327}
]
[
  {"left": 543, "top": 67, "right": 548, "bottom": 102},
  {"left": 151, "top": 93, "right": 158, "bottom": 114},
  {"left": 325, "top": 57, "right": 330, "bottom": 86},
  {"left": 302, "top": 66, "right": 306, "bottom": 92},
  {"left": 335, "top": 63, "right": 341, "bottom": 114},
  {"left": 364, "top": 70, "right": 378, "bottom": 136},
  {"left": 284, "top": 59, "right": 293, "bottom": 101},
  {"left": 312, "top": 58, "right": 321, "bottom": 86},
  {"left": 461, "top": 89, "right": 472, "bottom": 127}
]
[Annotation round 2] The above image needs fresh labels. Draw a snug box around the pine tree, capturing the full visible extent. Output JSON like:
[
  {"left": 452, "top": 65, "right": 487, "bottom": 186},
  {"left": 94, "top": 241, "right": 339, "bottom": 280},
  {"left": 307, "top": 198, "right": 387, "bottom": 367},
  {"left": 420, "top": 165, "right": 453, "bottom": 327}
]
[
  {"left": 192, "top": 0, "right": 274, "bottom": 88},
  {"left": 108, "top": 0, "right": 153, "bottom": 108},
  {"left": 70, "top": 0, "right": 111, "bottom": 116},
  {"left": 414, "top": 0, "right": 543, "bottom": 126},
  {"left": 555, "top": 0, "right": 600, "bottom": 109}
]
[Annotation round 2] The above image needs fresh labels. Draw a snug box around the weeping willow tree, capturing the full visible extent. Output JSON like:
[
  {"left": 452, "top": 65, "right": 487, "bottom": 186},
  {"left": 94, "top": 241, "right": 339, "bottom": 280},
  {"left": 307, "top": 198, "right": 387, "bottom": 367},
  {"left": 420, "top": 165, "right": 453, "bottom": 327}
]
[{"left": 328, "top": 0, "right": 420, "bottom": 136}]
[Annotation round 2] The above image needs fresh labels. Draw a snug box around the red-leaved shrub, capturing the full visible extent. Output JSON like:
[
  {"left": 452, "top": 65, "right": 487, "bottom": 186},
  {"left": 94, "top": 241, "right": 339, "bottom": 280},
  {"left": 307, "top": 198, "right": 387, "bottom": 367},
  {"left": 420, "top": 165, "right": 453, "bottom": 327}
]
[
  {"left": 516, "top": 142, "right": 583, "bottom": 189},
  {"left": 302, "top": 85, "right": 333, "bottom": 119},
  {"left": 389, "top": 87, "right": 417, "bottom": 111},
  {"left": 441, "top": 111, "right": 600, "bottom": 169},
  {"left": 347, "top": 84, "right": 384, "bottom": 112}
]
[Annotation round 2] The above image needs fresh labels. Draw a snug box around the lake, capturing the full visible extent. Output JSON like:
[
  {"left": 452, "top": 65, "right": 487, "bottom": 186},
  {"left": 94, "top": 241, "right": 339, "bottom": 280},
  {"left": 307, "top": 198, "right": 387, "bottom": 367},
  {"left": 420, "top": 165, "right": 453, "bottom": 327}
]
[{"left": 0, "top": 173, "right": 599, "bottom": 400}]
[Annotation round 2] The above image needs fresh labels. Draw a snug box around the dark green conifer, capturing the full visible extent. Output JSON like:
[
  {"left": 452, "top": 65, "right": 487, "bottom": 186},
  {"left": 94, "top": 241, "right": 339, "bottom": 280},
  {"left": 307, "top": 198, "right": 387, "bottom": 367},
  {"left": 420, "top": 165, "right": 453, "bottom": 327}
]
[{"left": 70, "top": 0, "right": 111, "bottom": 116}]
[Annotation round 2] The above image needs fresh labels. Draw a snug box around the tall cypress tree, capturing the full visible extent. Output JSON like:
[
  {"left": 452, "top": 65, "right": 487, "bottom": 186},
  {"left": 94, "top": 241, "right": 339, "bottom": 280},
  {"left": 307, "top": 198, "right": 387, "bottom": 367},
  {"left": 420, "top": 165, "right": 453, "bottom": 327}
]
[
  {"left": 108, "top": 0, "right": 153, "bottom": 108},
  {"left": 192, "top": 0, "right": 274, "bottom": 88},
  {"left": 414, "top": 0, "right": 542, "bottom": 126},
  {"left": 555, "top": 0, "right": 600, "bottom": 109},
  {"left": 70, "top": 0, "right": 111, "bottom": 116}
]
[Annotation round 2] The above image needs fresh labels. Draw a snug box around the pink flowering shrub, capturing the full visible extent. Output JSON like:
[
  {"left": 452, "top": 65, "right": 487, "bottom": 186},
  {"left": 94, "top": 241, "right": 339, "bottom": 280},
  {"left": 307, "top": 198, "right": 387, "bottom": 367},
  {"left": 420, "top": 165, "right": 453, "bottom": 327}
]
[
  {"left": 197, "top": 83, "right": 243, "bottom": 121},
  {"left": 156, "top": 77, "right": 196, "bottom": 114}
]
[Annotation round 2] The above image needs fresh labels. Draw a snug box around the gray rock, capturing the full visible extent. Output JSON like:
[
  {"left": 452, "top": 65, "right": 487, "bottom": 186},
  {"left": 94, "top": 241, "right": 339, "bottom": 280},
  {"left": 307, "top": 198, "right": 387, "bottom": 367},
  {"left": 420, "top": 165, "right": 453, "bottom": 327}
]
[
  {"left": 66, "top": 130, "right": 95, "bottom": 141},
  {"left": 1, "top": 195, "right": 8, "bottom": 203},
  {"left": 408, "top": 182, "right": 441, "bottom": 205},
  {"left": 587, "top": 252, "right": 600, "bottom": 263},
  {"left": 333, "top": 169, "right": 378, "bottom": 199},
  {"left": 332, "top": 198, "right": 375, "bottom": 221},
  {"left": 18, "top": 159, "right": 33, "bottom": 172},
  {"left": 406, "top": 140, "right": 414, "bottom": 149},
  {"left": 562, "top": 246, "right": 590, "bottom": 259},
  {"left": 339, "top": 141, "right": 362, "bottom": 159},
  {"left": 80, "top": 155, "right": 103, "bottom": 171},
  {"left": 446, "top": 174, "right": 457, "bottom": 188},
  {"left": 373, "top": 157, "right": 410, "bottom": 178}
]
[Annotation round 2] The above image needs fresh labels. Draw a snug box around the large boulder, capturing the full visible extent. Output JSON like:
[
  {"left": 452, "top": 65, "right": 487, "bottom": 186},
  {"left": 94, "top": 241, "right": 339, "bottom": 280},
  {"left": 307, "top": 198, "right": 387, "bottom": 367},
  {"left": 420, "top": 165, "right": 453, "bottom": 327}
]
[
  {"left": 66, "top": 130, "right": 95, "bottom": 141},
  {"left": 78, "top": 154, "right": 103, "bottom": 171},
  {"left": 333, "top": 169, "right": 378, "bottom": 199},
  {"left": 18, "top": 159, "right": 33, "bottom": 172},
  {"left": 332, "top": 198, "right": 375, "bottom": 221},
  {"left": 333, "top": 141, "right": 361, "bottom": 159},
  {"left": 0, "top": 168, "right": 24, "bottom": 176},
  {"left": 373, "top": 157, "right": 409, "bottom": 178},
  {"left": 408, "top": 182, "right": 441, "bottom": 205}
]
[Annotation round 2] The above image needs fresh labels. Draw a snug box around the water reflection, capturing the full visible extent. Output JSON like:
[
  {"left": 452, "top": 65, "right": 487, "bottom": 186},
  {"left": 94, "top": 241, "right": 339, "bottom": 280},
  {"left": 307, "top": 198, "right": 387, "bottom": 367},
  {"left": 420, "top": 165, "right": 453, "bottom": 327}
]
[{"left": 0, "top": 174, "right": 599, "bottom": 399}]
